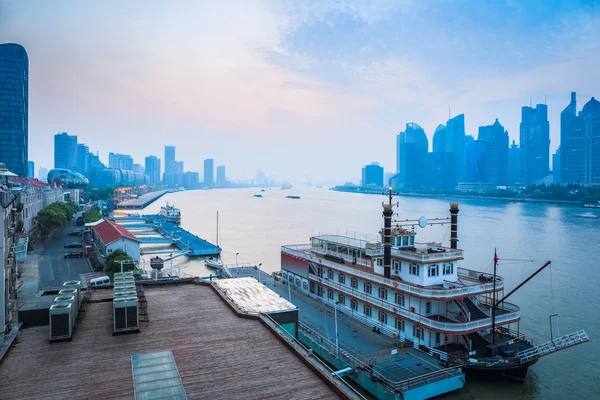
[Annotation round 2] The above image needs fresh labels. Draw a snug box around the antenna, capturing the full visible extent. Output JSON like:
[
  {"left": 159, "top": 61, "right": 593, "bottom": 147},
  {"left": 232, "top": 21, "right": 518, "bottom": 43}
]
[{"left": 448, "top": 105, "right": 451, "bottom": 120}]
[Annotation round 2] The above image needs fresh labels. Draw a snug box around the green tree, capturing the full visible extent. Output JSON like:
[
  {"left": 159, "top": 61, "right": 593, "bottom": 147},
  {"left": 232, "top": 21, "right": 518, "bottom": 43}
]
[
  {"left": 83, "top": 207, "right": 102, "bottom": 223},
  {"left": 105, "top": 249, "right": 134, "bottom": 277},
  {"left": 35, "top": 208, "right": 68, "bottom": 240}
]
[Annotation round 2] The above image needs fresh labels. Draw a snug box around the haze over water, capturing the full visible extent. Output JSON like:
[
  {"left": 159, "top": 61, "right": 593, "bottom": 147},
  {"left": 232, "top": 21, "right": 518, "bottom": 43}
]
[{"left": 143, "top": 188, "right": 598, "bottom": 399}]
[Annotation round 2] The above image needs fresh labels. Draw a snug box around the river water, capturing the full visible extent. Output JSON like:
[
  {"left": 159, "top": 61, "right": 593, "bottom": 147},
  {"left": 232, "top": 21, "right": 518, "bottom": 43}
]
[{"left": 142, "top": 187, "right": 599, "bottom": 399}]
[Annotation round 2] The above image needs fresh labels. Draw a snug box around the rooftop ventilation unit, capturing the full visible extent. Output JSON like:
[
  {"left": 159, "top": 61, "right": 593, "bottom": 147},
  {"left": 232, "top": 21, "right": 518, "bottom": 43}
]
[
  {"left": 63, "top": 281, "right": 81, "bottom": 310},
  {"left": 113, "top": 296, "right": 139, "bottom": 334},
  {"left": 59, "top": 288, "right": 80, "bottom": 317},
  {"left": 54, "top": 295, "right": 77, "bottom": 329},
  {"left": 49, "top": 304, "right": 72, "bottom": 343}
]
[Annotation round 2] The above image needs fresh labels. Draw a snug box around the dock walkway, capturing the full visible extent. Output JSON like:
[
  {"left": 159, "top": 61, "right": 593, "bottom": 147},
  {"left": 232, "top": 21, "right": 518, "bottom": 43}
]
[{"left": 116, "top": 190, "right": 170, "bottom": 209}]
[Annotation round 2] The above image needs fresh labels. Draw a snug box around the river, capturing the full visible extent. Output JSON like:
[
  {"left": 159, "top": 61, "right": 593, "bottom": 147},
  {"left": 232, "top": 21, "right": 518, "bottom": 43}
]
[{"left": 141, "top": 187, "right": 598, "bottom": 399}]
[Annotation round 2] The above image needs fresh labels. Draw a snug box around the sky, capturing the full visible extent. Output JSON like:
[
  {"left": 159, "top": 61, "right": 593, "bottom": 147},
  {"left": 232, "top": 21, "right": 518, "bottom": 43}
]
[{"left": 1, "top": 0, "right": 599, "bottom": 184}]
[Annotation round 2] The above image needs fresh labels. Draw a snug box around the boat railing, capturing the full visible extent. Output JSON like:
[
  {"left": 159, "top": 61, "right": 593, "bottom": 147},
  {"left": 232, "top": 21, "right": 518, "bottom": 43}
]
[
  {"left": 283, "top": 246, "right": 504, "bottom": 299},
  {"left": 477, "top": 297, "right": 520, "bottom": 313}
]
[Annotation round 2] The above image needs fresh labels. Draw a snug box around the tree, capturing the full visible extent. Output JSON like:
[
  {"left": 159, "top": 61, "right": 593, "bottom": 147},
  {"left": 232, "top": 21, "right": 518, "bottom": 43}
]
[
  {"left": 35, "top": 208, "right": 68, "bottom": 240},
  {"left": 83, "top": 207, "right": 102, "bottom": 223},
  {"left": 106, "top": 249, "right": 134, "bottom": 275}
]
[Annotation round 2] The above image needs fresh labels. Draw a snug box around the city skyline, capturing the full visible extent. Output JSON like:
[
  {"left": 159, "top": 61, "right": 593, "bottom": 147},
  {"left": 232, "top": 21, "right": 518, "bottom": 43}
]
[{"left": 1, "top": 1, "right": 600, "bottom": 183}]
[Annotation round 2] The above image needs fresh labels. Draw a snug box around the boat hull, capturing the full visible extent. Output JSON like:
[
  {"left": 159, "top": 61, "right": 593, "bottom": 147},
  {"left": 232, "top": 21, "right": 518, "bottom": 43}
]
[{"left": 446, "top": 359, "right": 537, "bottom": 381}]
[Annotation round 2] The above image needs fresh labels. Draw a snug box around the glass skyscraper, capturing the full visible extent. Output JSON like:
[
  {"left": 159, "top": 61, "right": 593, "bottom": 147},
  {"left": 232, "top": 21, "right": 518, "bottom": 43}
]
[
  {"left": 203, "top": 158, "right": 214, "bottom": 187},
  {"left": 54, "top": 132, "right": 78, "bottom": 170},
  {"left": 0, "top": 43, "right": 29, "bottom": 177},
  {"left": 519, "top": 104, "right": 550, "bottom": 184}
]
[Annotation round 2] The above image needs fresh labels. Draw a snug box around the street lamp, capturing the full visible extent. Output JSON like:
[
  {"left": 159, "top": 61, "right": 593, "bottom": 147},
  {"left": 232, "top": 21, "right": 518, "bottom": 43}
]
[
  {"left": 236, "top": 252, "right": 239, "bottom": 276},
  {"left": 334, "top": 301, "right": 340, "bottom": 355}
]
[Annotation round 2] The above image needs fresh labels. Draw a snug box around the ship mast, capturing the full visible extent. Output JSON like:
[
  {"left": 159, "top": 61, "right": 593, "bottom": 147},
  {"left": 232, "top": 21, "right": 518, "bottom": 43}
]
[
  {"left": 382, "top": 188, "right": 397, "bottom": 279},
  {"left": 491, "top": 249, "right": 498, "bottom": 344}
]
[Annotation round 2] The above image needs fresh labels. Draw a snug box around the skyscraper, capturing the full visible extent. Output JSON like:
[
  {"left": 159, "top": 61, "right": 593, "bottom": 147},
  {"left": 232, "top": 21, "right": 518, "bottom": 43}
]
[
  {"left": 133, "top": 163, "right": 145, "bottom": 175},
  {"left": 76, "top": 144, "right": 90, "bottom": 177},
  {"left": 508, "top": 140, "right": 520, "bottom": 185},
  {"left": 165, "top": 146, "right": 176, "bottom": 174},
  {"left": 433, "top": 114, "right": 465, "bottom": 182},
  {"left": 27, "top": 161, "right": 34, "bottom": 178},
  {"left": 424, "top": 152, "right": 456, "bottom": 191},
  {"left": 519, "top": 104, "right": 550, "bottom": 183},
  {"left": 463, "top": 141, "right": 487, "bottom": 183},
  {"left": 0, "top": 43, "right": 28, "bottom": 177},
  {"left": 216, "top": 165, "right": 226, "bottom": 186},
  {"left": 88, "top": 152, "right": 106, "bottom": 172},
  {"left": 54, "top": 132, "right": 78, "bottom": 170},
  {"left": 478, "top": 119, "right": 509, "bottom": 185},
  {"left": 361, "top": 162, "right": 384, "bottom": 187},
  {"left": 393, "top": 123, "right": 428, "bottom": 189},
  {"left": 108, "top": 153, "right": 133, "bottom": 170},
  {"left": 204, "top": 158, "right": 214, "bottom": 187},
  {"left": 560, "top": 92, "right": 577, "bottom": 183},
  {"left": 145, "top": 156, "right": 161, "bottom": 185},
  {"left": 176, "top": 161, "right": 184, "bottom": 174},
  {"left": 564, "top": 97, "right": 600, "bottom": 185}
]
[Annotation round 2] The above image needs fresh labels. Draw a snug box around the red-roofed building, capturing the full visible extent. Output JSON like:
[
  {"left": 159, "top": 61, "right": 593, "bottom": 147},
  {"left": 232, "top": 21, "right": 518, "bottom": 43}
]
[{"left": 92, "top": 220, "right": 140, "bottom": 261}]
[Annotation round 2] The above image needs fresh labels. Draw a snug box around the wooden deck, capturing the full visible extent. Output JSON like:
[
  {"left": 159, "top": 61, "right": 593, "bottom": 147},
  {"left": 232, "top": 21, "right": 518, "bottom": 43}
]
[{"left": 0, "top": 284, "right": 341, "bottom": 400}]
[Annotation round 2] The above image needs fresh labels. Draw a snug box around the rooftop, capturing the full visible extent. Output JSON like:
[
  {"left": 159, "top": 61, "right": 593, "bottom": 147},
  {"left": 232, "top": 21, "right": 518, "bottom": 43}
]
[
  {"left": 92, "top": 219, "right": 139, "bottom": 245},
  {"left": 213, "top": 277, "right": 297, "bottom": 314},
  {"left": 1, "top": 284, "right": 341, "bottom": 400}
]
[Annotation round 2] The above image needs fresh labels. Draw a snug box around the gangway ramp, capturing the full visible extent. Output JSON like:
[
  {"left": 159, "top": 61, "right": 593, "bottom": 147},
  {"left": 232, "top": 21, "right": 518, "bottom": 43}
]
[{"left": 517, "top": 330, "right": 590, "bottom": 362}]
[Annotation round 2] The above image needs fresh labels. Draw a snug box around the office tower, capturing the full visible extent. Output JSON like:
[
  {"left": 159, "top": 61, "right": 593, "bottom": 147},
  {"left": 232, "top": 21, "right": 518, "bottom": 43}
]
[
  {"left": 204, "top": 158, "right": 215, "bottom": 187},
  {"left": 133, "top": 163, "right": 145, "bottom": 175},
  {"left": 424, "top": 152, "right": 456, "bottom": 191},
  {"left": 145, "top": 156, "right": 161, "bottom": 185},
  {"left": 560, "top": 92, "right": 577, "bottom": 183},
  {"left": 553, "top": 147, "right": 561, "bottom": 183},
  {"left": 38, "top": 167, "right": 48, "bottom": 182},
  {"left": 520, "top": 104, "right": 550, "bottom": 184},
  {"left": 0, "top": 43, "right": 28, "bottom": 177},
  {"left": 361, "top": 162, "right": 384, "bottom": 187},
  {"left": 216, "top": 165, "right": 226, "bottom": 186},
  {"left": 394, "top": 123, "right": 428, "bottom": 189},
  {"left": 565, "top": 97, "right": 600, "bottom": 185},
  {"left": 176, "top": 161, "right": 184, "bottom": 174},
  {"left": 433, "top": 114, "right": 466, "bottom": 182},
  {"left": 54, "top": 132, "right": 78, "bottom": 170},
  {"left": 508, "top": 140, "right": 520, "bottom": 185},
  {"left": 27, "top": 161, "right": 34, "bottom": 178},
  {"left": 165, "top": 146, "right": 176, "bottom": 174},
  {"left": 464, "top": 141, "right": 487, "bottom": 183},
  {"left": 183, "top": 172, "right": 200, "bottom": 188},
  {"left": 478, "top": 119, "right": 509, "bottom": 185},
  {"left": 88, "top": 152, "right": 106, "bottom": 172},
  {"left": 76, "top": 144, "right": 90, "bottom": 177},
  {"left": 108, "top": 153, "right": 133, "bottom": 171},
  {"left": 432, "top": 124, "right": 446, "bottom": 153}
]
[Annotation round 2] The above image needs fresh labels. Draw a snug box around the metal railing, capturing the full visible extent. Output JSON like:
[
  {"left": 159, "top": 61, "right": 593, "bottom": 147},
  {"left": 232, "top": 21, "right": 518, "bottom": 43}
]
[
  {"left": 309, "top": 273, "right": 520, "bottom": 333},
  {"left": 283, "top": 246, "right": 504, "bottom": 299}
]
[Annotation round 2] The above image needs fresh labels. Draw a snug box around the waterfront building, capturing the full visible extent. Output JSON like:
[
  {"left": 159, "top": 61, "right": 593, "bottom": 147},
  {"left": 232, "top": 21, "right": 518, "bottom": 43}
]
[
  {"left": 27, "top": 161, "right": 34, "bottom": 178},
  {"left": 176, "top": 161, "right": 184, "bottom": 174},
  {"left": 478, "top": 119, "right": 509, "bottom": 185},
  {"left": 432, "top": 124, "right": 446, "bottom": 153},
  {"left": 165, "top": 145, "right": 176, "bottom": 174},
  {"left": 553, "top": 147, "right": 561, "bottom": 184},
  {"left": 394, "top": 123, "right": 428, "bottom": 189},
  {"left": 463, "top": 141, "right": 487, "bottom": 184},
  {"left": 0, "top": 43, "right": 28, "bottom": 178},
  {"left": 423, "top": 152, "right": 456, "bottom": 191},
  {"left": 204, "top": 158, "right": 215, "bottom": 187},
  {"left": 54, "top": 132, "right": 78, "bottom": 171},
  {"left": 519, "top": 104, "right": 550, "bottom": 184},
  {"left": 38, "top": 167, "right": 48, "bottom": 182},
  {"left": 91, "top": 219, "right": 140, "bottom": 261},
  {"left": 88, "top": 152, "right": 106, "bottom": 173},
  {"left": 76, "top": 144, "right": 90, "bottom": 177},
  {"left": 361, "top": 162, "right": 384, "bottom": 188},
  {"left": 144, "top": 155, "right": 161, "bottom": 185},
  {"left": 433, "top": 115, "right": 466, "bottom": 182},
  {"left": 133, "top": 163, "right": 145, "bottom": 176},
  {"left": 108, "top": 153, "right": 134, "bottom": 171},
  {"left": 216, "top": 165, "right": 226, "bottom": 186},
  {"left": 47, "top": 168, "right": 89, "bottom": 188},
  {"left": 508, "top": 140, "right": 520, "bottom": 185},
  {"left": 183, "top": 171, "right": 200, "bottom": 188},
  {"left": 560, "top": 92, "right": 577, "bottom": 183}
]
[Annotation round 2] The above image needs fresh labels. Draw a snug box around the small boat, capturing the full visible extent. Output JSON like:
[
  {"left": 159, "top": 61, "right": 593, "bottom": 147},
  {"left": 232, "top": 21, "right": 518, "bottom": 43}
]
[
  {"left": 159, "top": 202, "right": 181, "bottom": 224},
  {"left": 583, "top": 201, "right": 600, "bottom": 208},
  {"left": 286, "top": 195, "right": 300, "bottom": 199},
  {"left": 575, "top": 212, "right": 600, "bottom": 219},
  {"left": 254, "top": 194, "right": 263, "bottom": 198},
  {"left": 205, "top": 256, "right": 223, "bottom": 268},
  {"left": 261, "top": 189, "right": 265, "bottom": 192}
]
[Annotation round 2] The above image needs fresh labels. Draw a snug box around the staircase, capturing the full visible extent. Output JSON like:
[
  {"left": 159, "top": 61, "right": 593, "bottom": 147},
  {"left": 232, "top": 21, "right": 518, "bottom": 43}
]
[
  {"left": 463, "top": 297, "right": 487, "bottom": 320},
  {"left": 517, "top": 330, "right": 590, "bottom": 362}
]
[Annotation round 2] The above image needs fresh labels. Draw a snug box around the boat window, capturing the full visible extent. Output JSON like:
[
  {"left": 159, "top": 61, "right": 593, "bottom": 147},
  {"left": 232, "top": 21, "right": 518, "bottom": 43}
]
[
  {"left": 295, "top": 278, "right": 301, "bottom": 286},
  {"left": 317, "top": 267, "right": 324, "bottom": 278},
  {"left": 328, "top": 269, "right": 334, "bottom": 279},
  {"left": 364, "top": 282, "right": 372, "bottom": 294},
  {"left": 302, "top": 281, "right": 308, "bottom": 290},
  {"left": 443, "top": 263, "right": 454, "bottom": 275},
  {"left": 402, "top": 236, "right": 409, "bottom": 246},
  {"left": 376, "top": 258, "right": 383, "bottom": 267},
  {"left": 351, "top": 299, "right": 358, "bottom": 310},
  {"left": 428, "top": 265, "right": 439, "bottom": 277},
  {"left": 395, "top": 293, "right": 405, "bottom": 307},
  {"left": 378, "top": 287, "right": 387, "bottom": 300},
  {"left": 350, "top": 277, "right": 358, "bottom": 289},
  {"left": 426, "top": 301, "right": 432, "bottom": 314},
  {"left": 393, "top": 260, "right": 401, "bottom": 273},
  {"left": 338, "top": 294, "right": 345, "bottom": 305},
  {"left": 409, "top": 264, "right": 420, "bottom": 276},
  {"left": 364, "top": 305, "right": 372, "bottom": 317},
  {"left": 409, "top": 236, "right": 415, "bottom": 246},
  {"left": 395, "top": 318, "right": 405, "bottom": 331},
  {"left": 378, "top": 311, "right": 387, "bottom": 324},
  {"left": 338, "top": 273, "right": 346, "bottom": 285},
  {"left": 328, "top": 288, "right": 334, "bottom": 299}
]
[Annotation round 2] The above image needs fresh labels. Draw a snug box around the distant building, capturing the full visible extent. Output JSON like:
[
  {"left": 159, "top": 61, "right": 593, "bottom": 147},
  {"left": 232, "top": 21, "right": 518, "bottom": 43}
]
[
  {"left": 216, "top": 165, "right": 226, "bottom": 186},
  {"left": 0, "top": 43, "right": 28, "bottom": 177},
  {"left": 38, "top": 167, "right": 48, "bottom": 182},
  {"left": 478, "top": 119, "right": 509, "bottom": 185},
  {"left": 204, "top": 159, "right": 214, "bottom": 187},
  {"left": 183, "top": 171, "right": 200, "bottom": 188},
  {"left": 176, "top": 161, "right": 184, "bottom": 174},
  {"left": 88, "top": 152, "right": 105, "bottom": 172},
  {"left": 553, "top": 147, "right": 561, "bottom": 184},
  {"left": 361, "top": 162, "right": 384, "bottom": 188},
  {"left": 108, "top": 153, "right": 133, "bottom": 171},
  {"left": 463, "top": 141, "right": 487, "bottom": 183},
  {"left": 560, "top": 92, "right": 577, "bottom": 183},
  {"left": 47, "top": 168, "right": 89, "bottom": 188},
  {"left": 394, "top": 123, "right": 428, "bottom": 189},
  {"left": 91, "top": 219, "right": 140, "bottom": 261},
  {"left": 433, "top": 114, "right": 466, "bottom": 182},
  {"left": 508, "top": 140, "right": 520, "bottom": 185},
  {"left": 165, "top": 146, "right": 176, "bottom": 174},
  {"left": 133, "top": 163, "right": 145, "bottom": 175},
  {"left": 27, "top": 161, "right": 34, "bottom": 178},
  {"left": 520, "top": 104, "right": 550, "bottom": 184},
  {"left": 424, "top": 152, "right": 456, "bottom": 191},
  {"left": 76, "top": 144, "right": 90, "bottom": 177},
  {"left": 144, "top": 156, "right": 161, "bottom": 185},
  {"left": 54, "top": 132, "right": 78, "bottom": 170}
]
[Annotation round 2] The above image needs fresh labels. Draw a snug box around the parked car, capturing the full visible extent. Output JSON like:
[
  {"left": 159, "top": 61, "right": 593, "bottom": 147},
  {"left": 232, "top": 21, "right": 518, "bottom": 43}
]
[
  {"left": 75, "top": 216, "right": 84, "bottom": 226},
  {"left": 67, "top": 230, "right": 82, "bottom": 237},
  {"left": 64, "top": 242, "right": 83, "bottom": 249},
  {"left": 64, "top": 251, "right": 84, "bottom": 259}
]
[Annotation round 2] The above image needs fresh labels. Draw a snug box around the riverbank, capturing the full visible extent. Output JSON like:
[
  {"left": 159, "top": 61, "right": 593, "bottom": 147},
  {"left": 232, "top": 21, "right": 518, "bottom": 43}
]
[{"left": 330, "top": 187, "right": 584, "bottom": 206}]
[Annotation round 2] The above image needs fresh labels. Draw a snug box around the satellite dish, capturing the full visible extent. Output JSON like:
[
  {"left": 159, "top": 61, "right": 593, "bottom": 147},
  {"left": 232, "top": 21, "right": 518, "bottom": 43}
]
[{"left": 418, "top": 216, "right": 428, "bottom": 228}]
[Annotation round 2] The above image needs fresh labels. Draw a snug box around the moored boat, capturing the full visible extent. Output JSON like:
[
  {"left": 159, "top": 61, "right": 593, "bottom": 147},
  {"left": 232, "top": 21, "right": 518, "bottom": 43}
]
[
  {"left": 205, "top": 256, "right": 223, "bottom": 268},
  {"left": 159, "top": 202, "right": 181, "bottom": 224},
  {"left": 575, "top": 212, "right": 600, "bottom": 219}
]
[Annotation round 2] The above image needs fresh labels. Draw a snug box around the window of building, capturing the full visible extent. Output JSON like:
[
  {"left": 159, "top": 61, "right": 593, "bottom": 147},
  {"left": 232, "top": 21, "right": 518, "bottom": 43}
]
[
  {"left": 338, "top": 273, "right": 346, "bottom": 285},
  {"left": 395, "top": 293, "right": 405, "bottom": 307},
  {"left": 378, "top": 287, "right": 387, "bottom": 300},
  {"left": 409, "top": 264, "right": 420, "bottom": 276},
  {"left": 378, "top": 311, "right": 387, "bottom": 324},
  {"left": 402, "top": 236, "right": 409, "bottom": 246},
  {"left": 443, "top": 263, "right": 454, "bottom": 275},
  {"left": 428, "top": 265, "right": 439, "bottom": 277},
  {"left": 338, "top": 294, "right": 345, "bottom": 305},
  {"left": 350, "top": 277, "right": 358, "bottom": 289},
  {"left": 435, "top": 332, "right": 441, "bottom": 345},
  {"left": 328, "top": 288, "right": 334, "bottom": 299},
  {"left": 351, "top": 299, "right": 358, "bottom": 311},
  {"left": 364, "top": 282, "right": 372, "bottom": 294},
  {"left": 317, "top": 286, "right": 323, "bottom": 297},
  {"left": 426, "top": 301, "right": 432, "bottom": 314},
  {"left": 328, "top": 269, "right": 334, "bottom": 279},
  {"left": 393, "top": 260, "right": 401, "bottom": 273},
  {"left": 317, "top": 267, "right": 324, "bottom": 278},
  {"left": 376, "top": 258, "right": 383, "bottom": 267},
  {"left": 409, "top": 236, "right": 415, "bottom": 246},
  {"left": 395, "top": 318, "right": 405, "bottom": 331},
  {"left": 413, "top": 325, "right": 424, "bottom": 340},
  {"left": 364, "top": 305, "right": 372, "bottom": 317}
]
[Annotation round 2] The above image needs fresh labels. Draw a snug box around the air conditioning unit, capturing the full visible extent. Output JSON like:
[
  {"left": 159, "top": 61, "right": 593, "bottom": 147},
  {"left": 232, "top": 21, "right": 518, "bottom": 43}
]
[
  {"left": 113, "top": 296, "right": 139, "bottom": 334},
  {"left": 49, "top": 304, "right": 72, "bottom": 343},
  {"left": 62, "top": 281, "right": 82, "bottom": 311},
  {"left": 54, "top": 295, "right": 77, "bottom": 329},
  {"left": 59, "top": 289, "right": 80, "bottom": 319}
]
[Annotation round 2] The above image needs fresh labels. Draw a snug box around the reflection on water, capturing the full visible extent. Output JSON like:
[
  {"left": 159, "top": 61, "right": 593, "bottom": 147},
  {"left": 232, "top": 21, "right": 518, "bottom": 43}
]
[{"left": 141, "top": 188, "right": 598, "bottom": 399}]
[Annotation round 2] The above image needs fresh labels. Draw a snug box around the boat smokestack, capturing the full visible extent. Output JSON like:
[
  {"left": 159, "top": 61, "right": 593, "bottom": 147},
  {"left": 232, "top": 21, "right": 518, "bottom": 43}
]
[
  {"left": 383, "top": 194, "right": 394, "bottom": 279},
  {"left": 450, "top": 203, "right": 459, "bottom": 249}
]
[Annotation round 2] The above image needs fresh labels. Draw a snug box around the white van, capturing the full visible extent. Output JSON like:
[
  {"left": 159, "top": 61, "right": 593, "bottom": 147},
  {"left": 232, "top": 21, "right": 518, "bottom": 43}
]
[{"left": 89, "top": 276, "right": 112, "bottom": 288}]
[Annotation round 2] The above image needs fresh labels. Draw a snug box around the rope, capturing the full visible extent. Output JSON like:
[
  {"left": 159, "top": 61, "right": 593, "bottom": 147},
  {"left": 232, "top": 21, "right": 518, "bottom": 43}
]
[{"left": 550, "top": 264, "right": 559, "bottom": 337}]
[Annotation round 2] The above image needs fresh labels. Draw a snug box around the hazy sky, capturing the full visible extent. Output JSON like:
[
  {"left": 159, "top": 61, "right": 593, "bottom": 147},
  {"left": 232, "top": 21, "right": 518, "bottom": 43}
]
[{"left": 1, "top": 0, "right": 599, "bottom": 184}]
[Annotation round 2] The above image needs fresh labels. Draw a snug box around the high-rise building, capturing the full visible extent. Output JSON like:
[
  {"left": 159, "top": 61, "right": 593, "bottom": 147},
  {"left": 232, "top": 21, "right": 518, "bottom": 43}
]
[
  {"left": 433, "top": 114, "right": 466, "bottom": 182},
  {"left": 54, "top": 132, "right": 78, "bottom": 170},
  {"left": 88, "top": 152, "right": 105, "bottom": 172},
  {"left": 553, "top": 147, "right": 561, "bottom": 184},
  {"left": 183, "top": 172, "right": 200, "bottom": 188},
  {"left": 108, "top": 153, "right": 134, "bottom": 171},
  {"left": 176, "top": 161, "right": 184, "bottom": 174},
  {"left": 0, "top": 43, "right": 28, "bottom": 177},
  {"left": 145, "top": 156, "right": 161, "bottom": 185},
  {"left": 508, "top": 140, "right": 520, "bottom": 185},
  {"left": 27, "top": 161, "right": 35, "bottom": 178},
  {"left": 361, "top": 162, "right": 384, "bottom": 187},
  {"left": 133, "top": 163, "right": 145, "bottom": 175},
  {"left": 165, "top": 146, "right": 176, "bottom": 174},
  {"left": 478, "top": 119, "right": 509, "bottom": 185},
  {"left": 424, "top": 152, "right": 456, "bottom": 191},
  {"left": 560, "top": 92, "right": 577, "bottom": 183},
  {"left": 564, "top": 97, "right": 600, "bottom": 186},
  {"left": 38, "top": 167, "right": 48, "bottom": 182},
  {"left": 432, "top": 124, "right": 447, "bottom": 153},
  {"left": 216, "top": 165, "right": 226, "bottom": 186},
  {"left": 520, "top": 104, "right": 550, "bottom": 184},
  {"left": 464, "top": 141, "right": 487, "bottom": 183},
  {"left": 393, "top": 123, "right": 428, "bottom": 189},
  {"left": 204, "top": 158, "right": 214, "bottom": 187},
  {"left": 76, "top": 144, "right": 90, "bottom": 177}
]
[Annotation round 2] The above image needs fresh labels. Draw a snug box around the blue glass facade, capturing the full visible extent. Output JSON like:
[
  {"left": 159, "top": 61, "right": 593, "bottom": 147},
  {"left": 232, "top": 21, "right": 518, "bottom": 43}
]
[
  {"left": 361, "top": 162, "right": 384, "bottom": 187},
  {"left": 204, "top": 158, "right": 214, "bottom": 187},
  {"left": 54, "top": 132, "right": 78, "bottom": 170},
  {"left": 47, "top": 168, "right": 89, "bottom": 188},
  {"left": 0, "top": 43, "right": 28, "bottom": 177},
  {"left": 395, "top": 122, "right": 428, "bottom": 189},
  {"left": 89, "top": 168, "right": 147, "bottom": 187}
]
